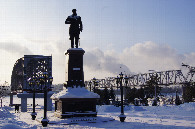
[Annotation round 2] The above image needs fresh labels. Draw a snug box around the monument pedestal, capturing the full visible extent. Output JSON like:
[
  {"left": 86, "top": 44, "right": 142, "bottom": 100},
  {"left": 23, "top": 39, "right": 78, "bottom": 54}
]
[
  {"left": 51, "top": 48, "right": 99, "bottom": 118},
  {"left": 65, "top": 48, "right": 85, "bottom": 87},
  {"left": 51, "top": 87, "right": 99, "bottom": 118}
]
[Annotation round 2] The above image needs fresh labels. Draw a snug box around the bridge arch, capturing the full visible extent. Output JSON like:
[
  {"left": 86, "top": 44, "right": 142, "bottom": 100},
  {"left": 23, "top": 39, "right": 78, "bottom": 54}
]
[{"left": 11, "top": 58, "right": 24, "bottom": 91}]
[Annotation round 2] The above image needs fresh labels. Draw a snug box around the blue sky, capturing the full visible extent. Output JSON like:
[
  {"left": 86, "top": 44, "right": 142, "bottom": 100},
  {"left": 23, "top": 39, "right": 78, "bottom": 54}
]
[{"left": 0, "top": 0, "right": 195, "bottom": 84}]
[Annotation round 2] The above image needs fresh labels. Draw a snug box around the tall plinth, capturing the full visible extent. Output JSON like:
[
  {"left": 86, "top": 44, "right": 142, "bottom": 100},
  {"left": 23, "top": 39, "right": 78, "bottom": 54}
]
[
  {"left": 65, "top": 48, "right": 85, "bottom": 87},
  {"left": 51, "top": 48, "right": 100, "bottom": 118}
]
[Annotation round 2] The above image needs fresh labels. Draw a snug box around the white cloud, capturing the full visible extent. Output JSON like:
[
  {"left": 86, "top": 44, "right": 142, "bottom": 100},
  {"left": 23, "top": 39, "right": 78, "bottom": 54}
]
[
  {"left": 84, "top": 48, "right": 131, "bottom": 80},
  {"left": 84, "top": 41, "right": 195, "bottom": 81},
  {"left": 0, "top": 42, "right": 33, "bottom": 55},
  {"left": 1, "top": 39, "right": 195, "bottom": 84},
  {"left": 183, "top": 52, "right": 195, "bottom": 66},
  {"left": 120, "top": 41, "right": 193, "bottom": 73}
]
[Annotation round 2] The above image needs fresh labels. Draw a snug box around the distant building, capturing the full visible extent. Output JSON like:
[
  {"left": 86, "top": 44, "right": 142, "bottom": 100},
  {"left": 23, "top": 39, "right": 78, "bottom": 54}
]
[{"left": 0, "top": 82, "right": 11, "bottom": 96}]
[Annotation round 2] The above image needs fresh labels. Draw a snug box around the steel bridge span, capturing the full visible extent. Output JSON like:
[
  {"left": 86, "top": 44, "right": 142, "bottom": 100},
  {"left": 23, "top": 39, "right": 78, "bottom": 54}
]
[{"left": 85, "top": 70, "right": 195, "bottom": 88}]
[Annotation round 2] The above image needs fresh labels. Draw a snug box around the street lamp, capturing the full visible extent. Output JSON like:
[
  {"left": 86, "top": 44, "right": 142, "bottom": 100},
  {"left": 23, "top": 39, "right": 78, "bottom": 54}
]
[
  {"left": 116, "top": 72, "right": 128, "bottom": 122},
  {"left": 39, "top": 76, "right": 44, "bottom": 92},
  {"left": 49, "top": 76, "right": 53, "bottom": 89},
  {"left": 41, "top": 72, "right": 53, "bottom": 127},
  {"left": 92, "top": 77, "right": 96, "bottom": 92},
  {"left": 124, "top": 75, "right": 129, "bottom": 88},
  {"left": 29, "top": 77, "right": 37, "bottom": 120},
  {"left": 115, "top": 76, "right": 119, "bottom": 106},
  {"left": 148, "top": 70, "right": 158, "bottom": 105},
  {"left": 89, "top": 81, "right": 92, "bottom": 92},
  {"left": 124, "top": 75, "right": 129, "bottom": 104}
]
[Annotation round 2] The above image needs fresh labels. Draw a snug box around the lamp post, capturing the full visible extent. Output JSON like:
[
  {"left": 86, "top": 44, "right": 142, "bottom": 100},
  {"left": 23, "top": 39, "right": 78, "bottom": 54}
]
[
  {"left": 124, "top": 75, "right": 129, "bottom": 89},
  {"left": 148, "top": 70, "right": 158, "bottom": 105},
  {"left": 29, "top": 77, "right": 37, "bottom": 120},
  {"left": 89, "top": 81, "right": 92, "bottom": 92},
  {"left": 41, "top": 72, "right": 53, "bottom": 127},
  {"left": 39, "top": 76, "right": 44, "bottom": 92},
  {"left": 115, "top": 76, "right": 119, "bottom": 106},
  {"left": 119, "top": 72, "right": 124, "bottom": 122},
  {"left": 92, "top": 77, "right": 96, "bottom": 92},
  {"left": 116, "top": 72, "right": 128, "bottom": 122}
]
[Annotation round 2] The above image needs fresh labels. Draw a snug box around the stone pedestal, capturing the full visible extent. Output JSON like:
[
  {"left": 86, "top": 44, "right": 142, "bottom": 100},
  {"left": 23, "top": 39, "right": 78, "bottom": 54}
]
[
  {"left": 55, "top": 98, "right": 97, "bottom": 118},
  {"left": 65, "top": 48, "right": 85, "bottom": 87},
  {"left": 51, "top": 87, "right": 99, "bottom": 118},
  {"left": 52, "top": 48, "right": 99, "bottom": 118}
]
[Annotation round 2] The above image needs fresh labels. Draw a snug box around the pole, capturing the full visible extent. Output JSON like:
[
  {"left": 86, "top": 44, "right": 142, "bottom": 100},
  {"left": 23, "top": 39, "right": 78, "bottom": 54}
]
[
  {"left": 44, "top": 83, "right": 47, "bottom": 119},
  {"left": 116, "top": 82, "right": 119, "bottom": 104},
  {"left": 118, "top": 73, "right": 126, "bottom": 122},
  {"left": 93, "top": 83, "right": 96, "bottom": 92},
  {"left": 155, "top": 85, "right": 156, "bottom": 99},
  {"left": 41, "top": 73, "right": 49, "bottom": 127},
  {"left": 120, "top": 80, "right": 124, "bottom": 114},
  {"left": 31, "top": 85, "right": 37, "bottom": 120},
  {"left": 33, "top": 88, "right": 35, "bottom": 113}
]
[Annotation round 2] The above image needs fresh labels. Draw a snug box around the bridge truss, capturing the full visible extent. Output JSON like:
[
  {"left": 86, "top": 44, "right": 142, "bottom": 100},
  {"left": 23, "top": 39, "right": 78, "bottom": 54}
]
[{"left": 85, "top": 70, "right": 195, "bottom": 89}]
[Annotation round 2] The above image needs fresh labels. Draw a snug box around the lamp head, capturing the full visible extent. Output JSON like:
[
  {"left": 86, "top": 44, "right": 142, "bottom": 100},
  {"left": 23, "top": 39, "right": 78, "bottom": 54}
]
[
  {"left": 119, "top": 72, "right": 123, "bottom": 79},
  {"left": 115, "top": 76, "right": 120, "bottom": 84},
  {"left": 124, "top": 75, "right": 129, "bottom": 84},
  {"left": 92, "top": 77, "right": 96, "bottom": 83},
  {"left": 49, "top": 76, "right": 53, "bottom": 82}
]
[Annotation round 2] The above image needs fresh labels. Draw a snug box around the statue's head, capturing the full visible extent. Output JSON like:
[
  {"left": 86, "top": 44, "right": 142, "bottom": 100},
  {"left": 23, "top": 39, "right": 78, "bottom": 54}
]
[{"left": 72, "top": 9, "right": 77, "bottom": 15}]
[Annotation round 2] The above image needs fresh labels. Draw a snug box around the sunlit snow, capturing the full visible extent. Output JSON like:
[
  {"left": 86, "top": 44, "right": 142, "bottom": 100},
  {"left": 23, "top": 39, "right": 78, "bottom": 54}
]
[{"left": 0, "top": 96, "right": 195, "bottom": 129}]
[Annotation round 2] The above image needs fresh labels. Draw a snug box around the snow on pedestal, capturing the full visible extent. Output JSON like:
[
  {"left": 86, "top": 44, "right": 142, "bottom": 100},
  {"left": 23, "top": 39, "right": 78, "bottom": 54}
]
[
  {"left": 51, "top": 86, "right": 100, "bottom": 118},
  {"left": 51, "top": 86, "right": 100, "bottom": 99}
]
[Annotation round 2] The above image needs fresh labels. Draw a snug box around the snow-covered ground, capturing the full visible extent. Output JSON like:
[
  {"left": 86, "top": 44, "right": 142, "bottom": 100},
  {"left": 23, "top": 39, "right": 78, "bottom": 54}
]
[{"left": 0, "top": 96, "right": 195, "bottom": 129}]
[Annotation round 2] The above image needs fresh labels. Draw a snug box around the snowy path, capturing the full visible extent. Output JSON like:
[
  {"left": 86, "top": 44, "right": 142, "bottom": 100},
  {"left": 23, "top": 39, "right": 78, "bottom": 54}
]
[{"left": 0, "top": 96, "right": 195, "bottom": 129}]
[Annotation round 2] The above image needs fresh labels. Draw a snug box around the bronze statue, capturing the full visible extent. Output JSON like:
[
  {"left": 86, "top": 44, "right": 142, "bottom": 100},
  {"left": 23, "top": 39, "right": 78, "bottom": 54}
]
[{"left": 65, "top": 9, "right": 83, "bottom": 48}]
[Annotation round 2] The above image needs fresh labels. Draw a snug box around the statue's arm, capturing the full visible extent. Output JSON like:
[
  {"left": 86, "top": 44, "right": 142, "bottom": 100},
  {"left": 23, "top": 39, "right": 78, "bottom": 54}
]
[
  {"left": 80, "top": 18, "right": 83, "bottom": 32},
  {"left": 65, "top": 17, "right": 71, "bottom": 24}
]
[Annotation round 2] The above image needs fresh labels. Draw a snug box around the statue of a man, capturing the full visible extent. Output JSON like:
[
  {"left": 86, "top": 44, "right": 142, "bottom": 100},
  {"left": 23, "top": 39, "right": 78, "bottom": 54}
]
[{"left": 65, "top": 9, "right": 83, "bottom": 48}]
